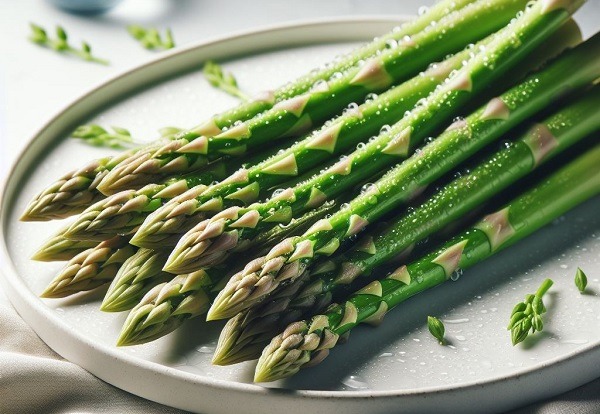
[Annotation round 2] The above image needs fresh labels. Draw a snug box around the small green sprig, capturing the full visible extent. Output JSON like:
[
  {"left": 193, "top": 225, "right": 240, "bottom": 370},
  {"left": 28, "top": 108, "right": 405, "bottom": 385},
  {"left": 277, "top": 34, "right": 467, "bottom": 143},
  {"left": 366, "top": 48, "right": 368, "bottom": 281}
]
[
  {"left": 157, "top": 126, "right": 183, "bottom": 137},
  {"left": 203, "top": 60, "right": 250, "bottom": 101},
  {"left": 427, "top": 316, "right": 446, "bottom": 345},
  {"left": 29, "top": 23, "right": 109, "bottom": 65},
  {"left": 127, "top": 25, "right": 175, "bottom": 50},
  {"left": 71, "top": 125, "right": 184, "bottom": 149},
  {"left": 574, "top": 267, "right": 587, "bottom": 293},
  {"left": 508, "top": 278, "right": 553, "bottom": 346},
  {"left": 71, "top": 125, "right": 135, "bottom": 149}
]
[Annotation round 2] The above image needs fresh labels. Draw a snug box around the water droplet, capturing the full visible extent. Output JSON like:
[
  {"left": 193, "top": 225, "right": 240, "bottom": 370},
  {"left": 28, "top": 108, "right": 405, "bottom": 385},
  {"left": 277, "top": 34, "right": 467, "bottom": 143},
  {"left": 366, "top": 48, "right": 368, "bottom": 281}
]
[
  {"left": 331, "top": 71, "right": 343, "bottom": 80},
  {"left": 196, "top": 346, "right": 214, "bottom": 354},
  {"left": 451, "top": 269, "right": 463, "bottom": 281},
  {"left": 385, "top": 39, "right": 398, "bottom": 49},
  {"left": 311, "top": 79, "right": 328, "bottom": 92},
  {"left": 444, "top": 318, "right": 469, "bottom": 324},
  {"left": 560, "top": 339, "right": 588, "bottom": 345},
  {"left": 379, "top": 124, "right": 392, "bottom": 134},
  {"left": 364, "top": 93, "right": 378, "bottom": 103},
  {"left": 272, "top": 188, "right": 285, "bottom": 197},
  {"left": 415, "top": 98, "right": 427, "bottom": 108},
  {"left": 342, "top": 375, "right": 369, "bottom": 390},
  {"left": 418, "top": 6, "right": 429, "bottom": 15},
  {"left": 360, "top": 183, "right": 376, "bottom": 194}
]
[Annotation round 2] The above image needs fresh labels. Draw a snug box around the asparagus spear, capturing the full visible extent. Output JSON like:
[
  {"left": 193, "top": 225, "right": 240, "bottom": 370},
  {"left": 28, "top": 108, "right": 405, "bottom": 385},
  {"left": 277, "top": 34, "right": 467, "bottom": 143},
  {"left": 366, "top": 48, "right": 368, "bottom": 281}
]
[
  {"left": 101, "top": 202, "right": 339, "bottom": 312},
  {"left": 134, "top": 41, "right": 491, "bottom": 253},
  {"left": 207, "top": 2, "right": 591, "bottom": 320},
  {"left": 193, "top": 0, "right": 475, "bottom": 128},
  {"left": 98, "top": 0, "right": 529, "bottom": 194},
  {"left": 19, "top": 126, "right": 184, "bottom": 222},
  {"left": 100, "top": 248, "right": 172, "bottom": 312},
  {"left": 254, "top": 143, "right": 600, "bottom": 382},
  {"left": 135, "top": 10, "right": 577, "bottom": 252},
  {"left": 32, "top": 230, "right": 97, "bottom": 261},
  {"left": 21, "top": 155, "right": 125, "bottom": 221},
  {"left": 22, "top": 1, "right": 473, "bottom": 221},
  {"left": 114, "top": 201, "right": 341, "bottom": 344},
  {"left": 154, "top": 18, "right": 583, "bottom": 272},
  {"left": 62, "top": 167, "right": 226, "bottom": 242},
  {"left": 116, "top": 266, "right": 226, "bottom": 346},
  {"left": 213, "top": 86, "right": 600, "bottom": 363},
  {"left": 40, "top": 236, "right": 135, "bottom": 298}
]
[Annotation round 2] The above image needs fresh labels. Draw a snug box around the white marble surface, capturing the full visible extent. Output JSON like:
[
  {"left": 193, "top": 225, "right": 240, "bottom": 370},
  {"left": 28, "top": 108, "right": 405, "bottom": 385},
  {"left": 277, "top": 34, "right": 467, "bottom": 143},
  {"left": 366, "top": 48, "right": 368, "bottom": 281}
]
[{"left": 0, "top": 1, "right": 599, "bottom": 413}]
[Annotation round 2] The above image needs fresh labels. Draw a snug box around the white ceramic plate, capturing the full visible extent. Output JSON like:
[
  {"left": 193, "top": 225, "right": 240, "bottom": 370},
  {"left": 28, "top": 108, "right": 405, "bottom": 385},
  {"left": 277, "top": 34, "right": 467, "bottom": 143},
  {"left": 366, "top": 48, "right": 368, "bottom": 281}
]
[{"left": 1, "top": 17, "right": 599, "bottom": 414}]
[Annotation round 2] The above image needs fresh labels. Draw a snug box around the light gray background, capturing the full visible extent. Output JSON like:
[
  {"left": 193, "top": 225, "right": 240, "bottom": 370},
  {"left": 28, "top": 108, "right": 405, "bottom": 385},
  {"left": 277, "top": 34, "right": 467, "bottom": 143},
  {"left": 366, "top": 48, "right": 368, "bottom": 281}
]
[{"left": 0, "top": 1, "right": 599, "bottom": 413}]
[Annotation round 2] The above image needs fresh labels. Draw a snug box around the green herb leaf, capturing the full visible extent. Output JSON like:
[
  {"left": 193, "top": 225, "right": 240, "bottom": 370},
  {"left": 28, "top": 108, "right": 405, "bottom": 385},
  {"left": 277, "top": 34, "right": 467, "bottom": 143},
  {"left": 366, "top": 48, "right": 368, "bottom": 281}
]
[
  {"left": 127, "top": 25, "right": 175, "bottom": 50},
  {"left": 28, "top": 23, "right": 109, "bottom": 65},
  {"left": 29, "top": 23, "right": 47, "bottom": 43},
  {"left": 158, "top": 126, "right": 183, "bottom": 137},
  {"left": 70, "top": 124, "right": 183, "bottom": 149},
  {"left": 203, "top": 60, "right": 250, "bottom": 101},
  {"left": 574, "top": 267, "right": 587, "bottom": 293},
  {"left": 427, "top": 316, "right": 445, "bottom": 345},
  {"left": 56, "top": 26, "right": 67, "bottom": 41},
  {"left": 127, "top": 25, "right": 146, "bottom": 40},
  {"left": 71, "top": 124, "right": 135, "bottom": 149}
]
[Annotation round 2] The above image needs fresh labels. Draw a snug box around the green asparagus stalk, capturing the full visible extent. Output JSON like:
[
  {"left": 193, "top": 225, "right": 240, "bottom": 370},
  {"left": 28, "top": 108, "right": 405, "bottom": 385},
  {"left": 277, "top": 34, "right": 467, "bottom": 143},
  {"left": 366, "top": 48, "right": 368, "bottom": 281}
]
[
  {"left": 40, "top": 236, "right": 135, "bottom": 298},
  {"left": 113, "top": 202, "right": 342, "bottom": 344},
  {"left": 207, "top": 2, "right": 591, "bottom": 320},
  {"left": 127, "top": 46, "right": 482, "bottom": 249},
  {"left": 254, "top": 143, "right": 600, "bottom": 382},
  {"left": 20, "top": 127, "right": 184, "bottom": 222},
  {"left": 212, "top": 87, "right": 600, "bottom": 363},
  {"left": 21, "top": 155, "right": 124, "bottom": 221},
  {"left": 62, "top": 166, "right": 228, "bottom": 242},
  {"left": 147, "top": 46, "right": 493, "bottom": 257},
  {"left": 62, "top": 118, "right": 338, "bottom": 242},
  {"left": 116, "top": 266, "right": 228, "bottom": 346},
  {"left": 135, "top": 14, "right": 578, "bottom": 252},
  {"left": 32, "top": 230, "right": 97, "bottom": 261},
  {"left": 153, "top": 18, "right": 582, "bottom": 272},
  {"left": 23, "top": 0, "right": 472, "bottom": 221},
  {"left": 101, "top": 201, "right": 339, "bottom": 313},
  {"left": 100, "top": 248, "right": 172, "bottom": 312},
  {"left": 98, "top": 0, "right": 529, "bottom": 195}
]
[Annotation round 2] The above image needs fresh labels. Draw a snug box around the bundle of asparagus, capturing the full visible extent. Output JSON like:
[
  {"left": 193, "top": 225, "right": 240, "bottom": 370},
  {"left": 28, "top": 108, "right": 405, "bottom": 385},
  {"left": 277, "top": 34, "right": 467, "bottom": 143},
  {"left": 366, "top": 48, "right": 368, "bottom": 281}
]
[{"left": 23, "top": 0, "right": 599, "bottom": 384}]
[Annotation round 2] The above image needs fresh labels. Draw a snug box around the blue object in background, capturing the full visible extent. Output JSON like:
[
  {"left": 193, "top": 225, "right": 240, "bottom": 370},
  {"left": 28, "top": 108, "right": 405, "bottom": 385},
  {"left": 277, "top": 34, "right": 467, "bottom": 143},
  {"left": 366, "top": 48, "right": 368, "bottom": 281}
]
[{"left": 47, "top": 0, "right": 124, "bottom": 14}]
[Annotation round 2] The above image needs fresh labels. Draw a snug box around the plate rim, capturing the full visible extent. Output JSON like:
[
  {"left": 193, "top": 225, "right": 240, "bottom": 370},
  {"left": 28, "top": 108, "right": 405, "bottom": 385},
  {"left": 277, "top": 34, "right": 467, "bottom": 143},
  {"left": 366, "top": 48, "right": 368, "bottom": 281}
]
[{"left": 1, "top": 15, "right": 599, "bottom": 413}]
